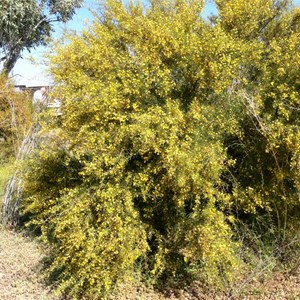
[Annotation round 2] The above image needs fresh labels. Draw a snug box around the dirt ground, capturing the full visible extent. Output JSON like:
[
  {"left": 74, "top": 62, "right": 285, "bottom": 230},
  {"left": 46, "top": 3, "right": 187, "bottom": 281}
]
[
  {"left": 0, "top": 225, "right": 57, "bottom": 300},
  {"left": 0, "top": 224, "right": 300, "bottom": 300}
]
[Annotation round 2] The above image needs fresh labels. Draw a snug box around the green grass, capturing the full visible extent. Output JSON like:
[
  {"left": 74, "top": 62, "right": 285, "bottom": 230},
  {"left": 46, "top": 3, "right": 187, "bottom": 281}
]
[{"left": 0, "top": 160, "right": 14, "bottom": 199}]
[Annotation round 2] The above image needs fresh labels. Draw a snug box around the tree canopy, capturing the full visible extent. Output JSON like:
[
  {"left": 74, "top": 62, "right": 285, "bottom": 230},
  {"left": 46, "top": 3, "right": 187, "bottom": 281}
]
[{"left": 0, "top": 0, "right": 82, "bottom": 75}]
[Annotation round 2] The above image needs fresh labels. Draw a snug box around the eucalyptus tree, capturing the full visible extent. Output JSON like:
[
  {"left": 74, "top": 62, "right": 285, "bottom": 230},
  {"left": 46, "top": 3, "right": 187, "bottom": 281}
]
[{"left": 0, "top": 0, "right": 82, "bottom": 75}]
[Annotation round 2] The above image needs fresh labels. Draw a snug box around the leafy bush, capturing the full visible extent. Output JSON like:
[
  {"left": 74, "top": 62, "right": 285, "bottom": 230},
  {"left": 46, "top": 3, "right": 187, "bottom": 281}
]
[
  {"left": 0, "top": 75, "right": 33, "bottom": 161},
  {"left": 20, "top": 0, "right": 300, "bottom": 299}
]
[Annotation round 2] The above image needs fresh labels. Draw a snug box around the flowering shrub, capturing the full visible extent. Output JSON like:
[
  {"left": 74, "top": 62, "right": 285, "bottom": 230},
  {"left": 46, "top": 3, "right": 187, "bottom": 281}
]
[{"left": 21, "top": 0, "right": 300, "bottom": 298}]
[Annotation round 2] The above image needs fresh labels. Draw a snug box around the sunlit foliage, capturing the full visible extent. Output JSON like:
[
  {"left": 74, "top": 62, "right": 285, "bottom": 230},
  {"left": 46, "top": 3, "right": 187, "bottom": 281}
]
[
  {"left": 0, "top": 76, "right": 32, "bottom": 160},
  {"left": 0, "top": 0, "right": 82, "bottom": 74},
  {"left": 21, "top": 0, "right": 300, "bottom": 298}
]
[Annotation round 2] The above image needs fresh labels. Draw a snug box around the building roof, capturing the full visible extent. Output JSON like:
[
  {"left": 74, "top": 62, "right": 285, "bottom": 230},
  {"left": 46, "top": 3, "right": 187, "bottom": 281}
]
[{"left": 13, "top": 73, "right": 54, "bottom": 88}]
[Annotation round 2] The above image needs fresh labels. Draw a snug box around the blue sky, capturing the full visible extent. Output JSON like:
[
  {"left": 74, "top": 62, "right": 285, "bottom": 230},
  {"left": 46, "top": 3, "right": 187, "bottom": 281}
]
[{"left": 12, "top": 0, "right": 300, "bottom": 86}]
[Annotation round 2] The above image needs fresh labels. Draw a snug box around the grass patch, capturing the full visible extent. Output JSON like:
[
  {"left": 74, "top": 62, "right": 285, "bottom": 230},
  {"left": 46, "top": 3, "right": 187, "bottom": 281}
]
[{"left": 0, "top": 160, "right": 14, "bottom": 199}]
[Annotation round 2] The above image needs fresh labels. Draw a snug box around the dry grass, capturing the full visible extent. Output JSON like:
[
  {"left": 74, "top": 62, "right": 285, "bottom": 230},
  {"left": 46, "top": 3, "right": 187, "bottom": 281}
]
[
  {"left": 0, "top": 225, "right": 58, "bottom": 300},
  {"left": 236, "top": 272, "right": 300, "bottom": 300}
]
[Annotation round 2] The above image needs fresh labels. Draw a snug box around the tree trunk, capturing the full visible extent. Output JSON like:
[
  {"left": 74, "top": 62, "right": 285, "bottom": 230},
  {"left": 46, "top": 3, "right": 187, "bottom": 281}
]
[{"left": 1, "top": 52, "right": 20, "bottom": 76}]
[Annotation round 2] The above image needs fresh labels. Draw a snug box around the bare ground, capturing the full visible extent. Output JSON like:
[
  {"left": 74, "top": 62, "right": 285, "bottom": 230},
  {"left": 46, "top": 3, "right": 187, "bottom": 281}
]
[
  {"left": 0, "top": 223, "right": 300, "bottom": 300},
  {"left": 0, "top": 225, "right": 58, "bottom": 300}
]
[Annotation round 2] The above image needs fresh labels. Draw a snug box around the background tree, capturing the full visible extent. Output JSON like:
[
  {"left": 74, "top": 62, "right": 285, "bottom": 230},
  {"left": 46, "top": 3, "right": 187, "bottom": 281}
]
[
  {"left": 0, "top": 0, "right": 82, "bottom": 75},
  {"left": 0, "top": 75, "right": 32, "bottom": 161}
]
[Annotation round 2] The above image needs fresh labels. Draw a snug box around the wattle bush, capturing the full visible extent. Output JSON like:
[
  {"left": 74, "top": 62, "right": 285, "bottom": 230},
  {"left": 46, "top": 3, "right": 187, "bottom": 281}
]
[{"left": 21, "top": 0, "right": 300, "bottom": 298}]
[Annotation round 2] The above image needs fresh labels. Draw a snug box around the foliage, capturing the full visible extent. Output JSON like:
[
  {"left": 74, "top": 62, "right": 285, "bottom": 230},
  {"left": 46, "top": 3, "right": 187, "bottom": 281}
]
[
  {"left": 0, "top": 75, "right": 33, "bottom": 161},
  {"left": 0, "top": 0, "right": 82, "bottom": 74},
  {"left": 216, "top": 0, "right": 300, "bottom": 228},
  {"left": 20, "top": 0, "right": 300, "bottom": 299},
  {"left": 0, "top": 161, "right": 13, "bottom": 200}
]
